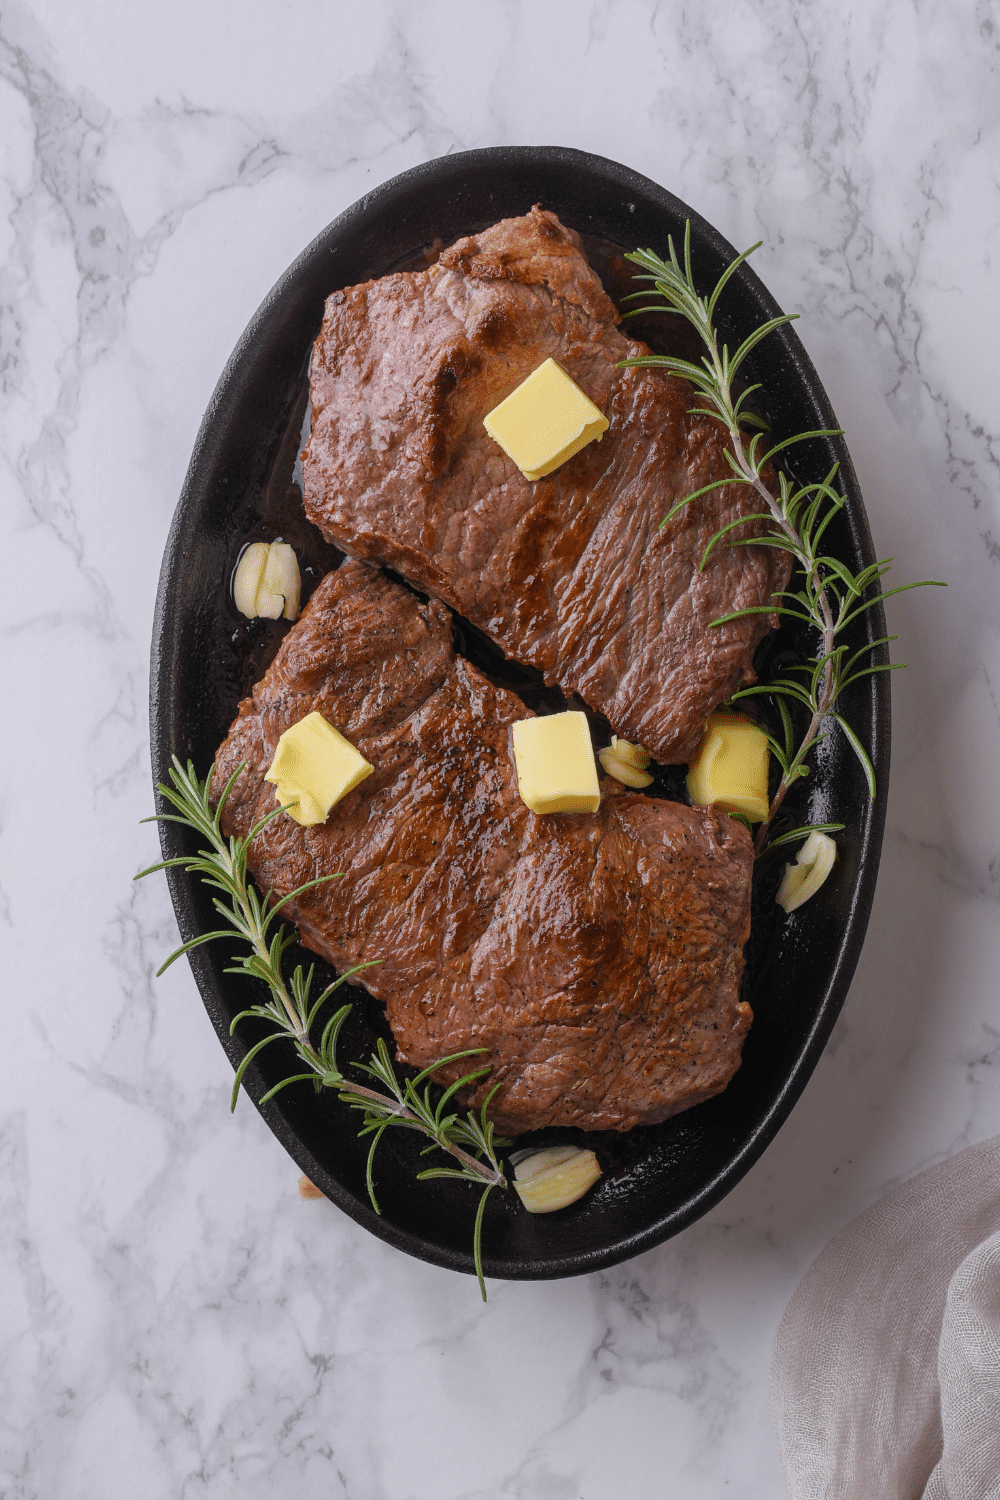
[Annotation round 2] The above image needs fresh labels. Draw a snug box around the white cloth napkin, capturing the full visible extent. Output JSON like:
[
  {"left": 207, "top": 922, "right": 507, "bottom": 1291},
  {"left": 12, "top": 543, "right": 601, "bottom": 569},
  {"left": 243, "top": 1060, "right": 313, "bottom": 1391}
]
[{"left": 770, "top": 1135, "right": 1000, "bottom": 1499}]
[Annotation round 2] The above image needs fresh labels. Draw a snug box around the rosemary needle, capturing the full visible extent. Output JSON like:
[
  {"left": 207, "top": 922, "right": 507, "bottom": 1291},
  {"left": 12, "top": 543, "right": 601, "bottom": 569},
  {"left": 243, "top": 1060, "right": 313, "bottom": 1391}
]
[
  {"left": 621, "top": 226, "right": 945, "bottom": 854},
  {"left": 136, "top": 755, "right": 508, "bottom": 1300}
]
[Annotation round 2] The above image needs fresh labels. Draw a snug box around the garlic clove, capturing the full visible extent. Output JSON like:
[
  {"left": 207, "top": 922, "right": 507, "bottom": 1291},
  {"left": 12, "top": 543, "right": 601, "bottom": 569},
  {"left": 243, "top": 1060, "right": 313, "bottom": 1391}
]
[
  {"left": 233, "top": 542, "right": 269, "bottom": 618},
  {"left": 776, "top": 831, "right": 837, "bottom": 913},
  {"left": 264, "top": 541, "right": 301, "bottom": 621},
  {"left": 232, "top": 539, "right": 302, "bottom": 621},
  {"left": 513, "top": 1146, "right": 601, "bottom": 1212},
  {"left": 511, "top": 1145, "right": 581, "bottom": 1182},
  {"left": 610, "top": 735, "right": 651, "bottom": 770},
  {"left": 598, "top": 745, "right": 654, "bottom": 788},
  {"left": 255, "top": 586, "right": 285, "bottom": 620}
]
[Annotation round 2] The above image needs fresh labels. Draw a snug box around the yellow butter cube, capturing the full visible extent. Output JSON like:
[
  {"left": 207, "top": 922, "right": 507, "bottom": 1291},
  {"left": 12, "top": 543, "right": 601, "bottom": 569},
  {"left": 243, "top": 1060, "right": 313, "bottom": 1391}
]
[
  {"left": 686, "top": 710, "right": 770, "bottom": 823},
  {"left": 511, "top": 710, "right": 600, "bottom": 815},
  {"left": 265, "top": 711, "right": 373, "bottom": 826},
  {"left": 483, "top": 358, "right": 609, "bottom": 481}
]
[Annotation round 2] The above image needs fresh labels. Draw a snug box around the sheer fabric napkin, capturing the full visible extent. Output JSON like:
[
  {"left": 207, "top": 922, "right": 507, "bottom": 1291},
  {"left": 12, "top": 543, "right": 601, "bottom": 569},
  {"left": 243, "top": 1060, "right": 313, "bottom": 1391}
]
[{"left": 770, "top": 1135, "right": 1000, "bottom": 1499}]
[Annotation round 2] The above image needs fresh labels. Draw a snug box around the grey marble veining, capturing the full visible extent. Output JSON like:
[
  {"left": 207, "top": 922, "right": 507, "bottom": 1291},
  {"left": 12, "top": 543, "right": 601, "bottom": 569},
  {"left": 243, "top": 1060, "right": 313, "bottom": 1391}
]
[{"left": 1, "top": 1, "right": 998, "bottom": 1495}]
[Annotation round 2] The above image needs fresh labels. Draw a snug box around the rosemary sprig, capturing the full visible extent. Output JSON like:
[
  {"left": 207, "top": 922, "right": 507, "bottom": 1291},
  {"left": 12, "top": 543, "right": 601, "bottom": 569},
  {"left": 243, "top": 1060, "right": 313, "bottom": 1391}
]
[
  {"left": 136, "top": 755, "right": 508, "bottom": 1299},
  {"left": 621, "top": 227, "right": 945, "bottom": 853}
]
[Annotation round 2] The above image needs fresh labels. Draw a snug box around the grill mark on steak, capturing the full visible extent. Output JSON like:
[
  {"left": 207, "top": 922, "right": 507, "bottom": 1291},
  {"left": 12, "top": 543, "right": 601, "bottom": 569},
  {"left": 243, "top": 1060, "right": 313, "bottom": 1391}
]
[
  {"left": 211, "top": 559, "right": 754, "bottom": 1135},
  {"left": 302, "top": 206, "right": 791, "bottom": 765}
]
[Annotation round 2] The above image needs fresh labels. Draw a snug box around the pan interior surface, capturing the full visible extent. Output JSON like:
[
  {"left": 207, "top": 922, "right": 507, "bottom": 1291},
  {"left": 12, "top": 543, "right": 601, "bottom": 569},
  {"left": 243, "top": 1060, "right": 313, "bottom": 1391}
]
[{"left": 150, "top": 146, "right": 888, "bottom": 1282}]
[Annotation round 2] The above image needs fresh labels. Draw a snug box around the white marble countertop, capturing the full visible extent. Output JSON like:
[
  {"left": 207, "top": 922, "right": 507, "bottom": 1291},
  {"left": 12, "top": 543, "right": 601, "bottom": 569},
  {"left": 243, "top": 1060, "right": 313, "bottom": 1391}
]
[{"left": 2, "top": 2, "right": 998, "bottom": 1495}]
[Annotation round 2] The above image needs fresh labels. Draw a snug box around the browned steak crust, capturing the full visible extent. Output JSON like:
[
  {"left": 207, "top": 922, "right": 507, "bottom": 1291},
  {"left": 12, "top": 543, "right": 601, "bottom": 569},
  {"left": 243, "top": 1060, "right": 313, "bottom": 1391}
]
[
  {"left": 302, "top": 207, "right": 791, "bottom": 765},
  {"left": 211, "top": 561, "right": 754, "bottom": 1135}
]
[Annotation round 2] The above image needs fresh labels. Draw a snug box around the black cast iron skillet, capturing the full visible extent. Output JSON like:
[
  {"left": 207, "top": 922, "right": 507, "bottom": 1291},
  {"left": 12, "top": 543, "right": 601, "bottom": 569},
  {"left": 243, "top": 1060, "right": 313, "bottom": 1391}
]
[{"left": 150, "top": 146, "right": 888, "bottom": 1282}]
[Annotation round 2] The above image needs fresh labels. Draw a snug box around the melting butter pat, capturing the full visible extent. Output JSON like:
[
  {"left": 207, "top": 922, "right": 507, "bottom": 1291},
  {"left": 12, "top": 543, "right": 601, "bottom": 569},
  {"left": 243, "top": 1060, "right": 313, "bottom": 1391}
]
[
  {"left": 686, "top": 710, "right": 770, "bottom": 823},
  {"left": 512, "top": 710, "right": 600, "bottom": 815},
  {"left": 265, "top": 711, "right": 373, "bottom": 826},
  {"left": 483, "top": 358, "right": 609, "bottom": 481}
]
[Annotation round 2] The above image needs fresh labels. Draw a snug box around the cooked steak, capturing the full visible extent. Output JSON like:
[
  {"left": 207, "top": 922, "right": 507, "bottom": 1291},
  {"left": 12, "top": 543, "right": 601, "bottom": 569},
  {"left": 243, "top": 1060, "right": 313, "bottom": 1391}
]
[
  {"left": 211, "top": 560, "right": 754, "bottom": 1135},
  {"left": 301, "top": 206, "right": 791, "bottom": 766}
]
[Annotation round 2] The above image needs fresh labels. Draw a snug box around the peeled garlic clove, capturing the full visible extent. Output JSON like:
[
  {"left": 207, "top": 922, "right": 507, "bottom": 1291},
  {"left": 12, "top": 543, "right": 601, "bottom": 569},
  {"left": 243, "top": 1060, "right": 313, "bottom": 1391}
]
[
  {"left": 610, "top": 735, "right": 651, "bottom": 770},
  {"left": 513, "top": 1146, "right": 601, "bottom": 1213},
  {"left": 232, "top": 539, "right": 302, "bottom": 621},
  {"left": 510, "top": 1145, "right": 580, "bottom": 1181},
  {"left": 264, "top": 541, "right": 301, "bottom": 621},
  {"left": 255, "top": 586, "right": 285, "bottom": 620},
  {"left": 233, "top": 542, "right": 269, "bottom": 618},
  {"left": 776, "top": 831, "right": 837, "bottom": 913},
  {"left": 598, "top": 745, "right": 654, "bottom": 788}
]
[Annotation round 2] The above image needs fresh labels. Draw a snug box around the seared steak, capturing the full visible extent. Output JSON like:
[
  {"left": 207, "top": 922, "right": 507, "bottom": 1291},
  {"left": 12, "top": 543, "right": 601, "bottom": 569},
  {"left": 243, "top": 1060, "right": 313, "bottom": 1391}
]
[
  {"left": 302, "top": 207, "right": 791, "bottom": 766},
  {"left": 211, "top": 560, "right": 754, "bottom": 1135}
]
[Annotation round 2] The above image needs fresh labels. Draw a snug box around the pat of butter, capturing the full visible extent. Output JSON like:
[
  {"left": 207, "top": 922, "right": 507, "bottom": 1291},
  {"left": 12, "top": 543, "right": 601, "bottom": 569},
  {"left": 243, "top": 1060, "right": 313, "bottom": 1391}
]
[
  {"left": 511, "top": 710, "right": 600, "bottom": 815},
  {"left": 265, "top": 711, "right": 373, "bottom": 827},
  {"left": 686, "top": 710, "right": 770, "bottom": 823},
  {"left": 483, "top": 358, "right": 609, "bottom": 481}
]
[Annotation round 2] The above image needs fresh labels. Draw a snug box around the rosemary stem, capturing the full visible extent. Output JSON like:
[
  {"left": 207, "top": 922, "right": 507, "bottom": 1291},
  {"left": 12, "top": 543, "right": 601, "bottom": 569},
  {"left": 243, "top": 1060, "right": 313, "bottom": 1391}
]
[
  {"left": 341, "top": 1080, "right": 506, "bottom": 1186},
  {"left": 230, "top": 852, "right": 310, "bottom": 1044},
  {"left": 439, "top": 1142, "right": 506, "bottom": 1185},
  {"left": 677, "top": 352, "right": 837, "bottom": 847},
  {"left": 625, "top": 235, "right": 943, "bottom": 860},
  {"left": 754, "top": 698, "right": 826, "bottom": 854},
  {"left": 228, "top": 839, "right": 503, "bottom": 1188},
  {"left": 147, "top": 761, "right": 511, "bottom": 1295},
  {"left": 344, "top": 1088, "right": 506, "bottom": 1182},
  {"left": 737, "top": 463, "right": 839, "bottom": 854},
  {"left": 694, "top": 305, "right": 841, "bottom": 853}
]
